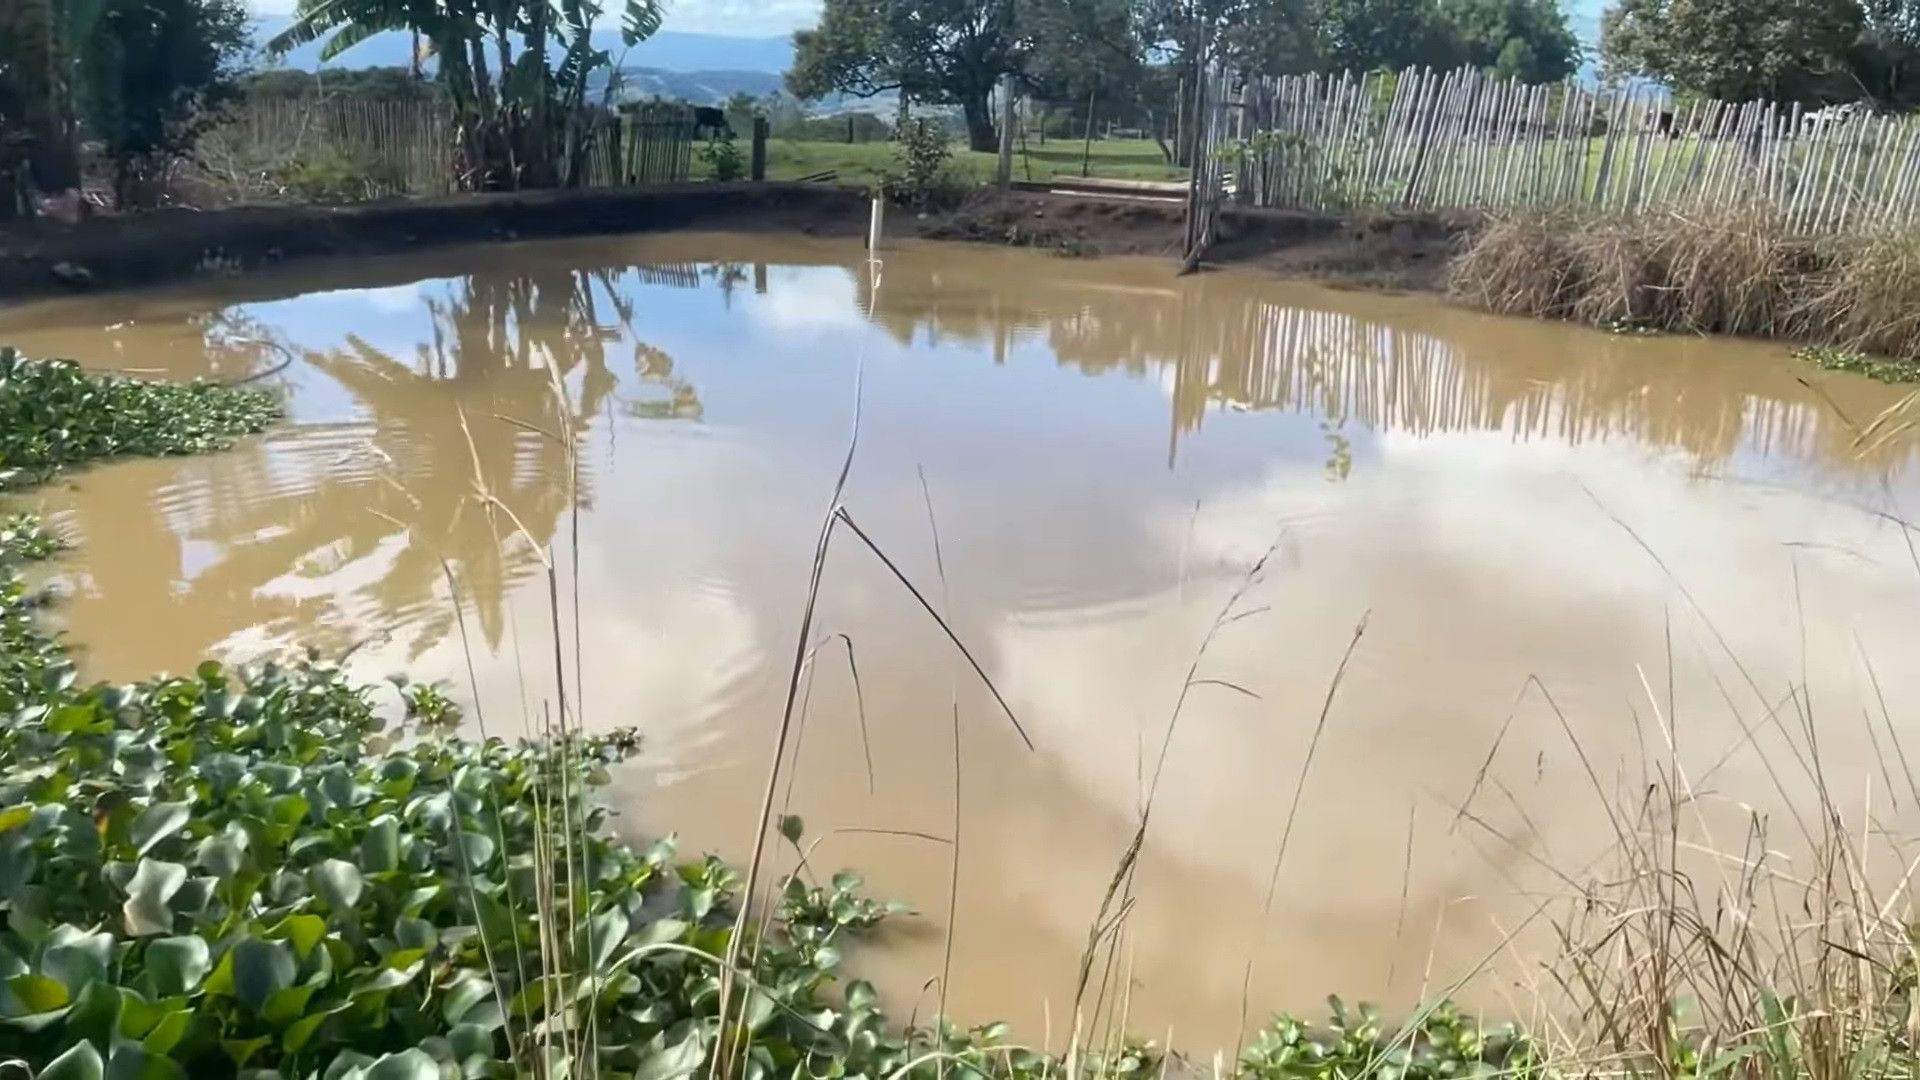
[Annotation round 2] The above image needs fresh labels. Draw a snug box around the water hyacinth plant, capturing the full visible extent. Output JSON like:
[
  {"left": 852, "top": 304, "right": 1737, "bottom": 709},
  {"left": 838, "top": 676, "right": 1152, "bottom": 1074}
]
[
  {"left": 0, "top": 651, "right": 928, "bottom": 1079},
  {"left": 0, "top": 346, "right": 280, "bottom": 491}
]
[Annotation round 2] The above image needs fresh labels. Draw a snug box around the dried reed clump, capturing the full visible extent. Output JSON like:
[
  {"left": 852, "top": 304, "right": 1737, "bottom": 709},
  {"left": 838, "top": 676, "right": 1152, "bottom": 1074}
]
[
  {"left": 1445, "top": 210, "right": 1584, "bottom": 319},
  {"left": 1449, "top": 207, "right": 1920, "bottom": 362},
  {"left": 1800, "top": 226, "right": 1920, "bottom": 363}
]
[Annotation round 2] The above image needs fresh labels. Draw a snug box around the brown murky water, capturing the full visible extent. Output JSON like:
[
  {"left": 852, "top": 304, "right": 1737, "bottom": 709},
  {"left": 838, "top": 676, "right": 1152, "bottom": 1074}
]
[{"left": 5, "top": 233, "right": 1920, "bottom": 1049}]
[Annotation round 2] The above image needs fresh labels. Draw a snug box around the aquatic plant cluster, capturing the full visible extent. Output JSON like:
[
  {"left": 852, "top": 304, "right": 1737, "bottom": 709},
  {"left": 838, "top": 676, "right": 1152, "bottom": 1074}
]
[
  {"left": 0, "top": 347, "right": 281, "bottom": 492},
  {"left": 1793, "top": 345, "right": 1920, "bottom": 384},
  {"left": 0, "top": 349, "right": 1575, "bottom": 1080}
]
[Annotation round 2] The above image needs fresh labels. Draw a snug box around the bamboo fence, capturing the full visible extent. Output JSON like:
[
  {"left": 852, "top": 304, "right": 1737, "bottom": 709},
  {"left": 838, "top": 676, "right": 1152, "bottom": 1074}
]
[{"left": 1208, "top": 65, "right": 1920, "bottom": 233}]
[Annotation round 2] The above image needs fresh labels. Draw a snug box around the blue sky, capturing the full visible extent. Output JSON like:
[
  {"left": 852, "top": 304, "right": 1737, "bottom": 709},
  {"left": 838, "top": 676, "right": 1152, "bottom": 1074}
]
[{"left": 246, "top": 0, "right": 823, "bottom": 35}]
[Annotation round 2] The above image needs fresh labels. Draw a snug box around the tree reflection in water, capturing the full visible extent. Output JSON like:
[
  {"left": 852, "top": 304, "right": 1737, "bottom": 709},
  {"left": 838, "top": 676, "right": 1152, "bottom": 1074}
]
[
  {"left": 38, "top": 242, "right": 1920, "bottom": 681},
  {"left": 58, "top": 263, "right": 706, "bottom": 670}
]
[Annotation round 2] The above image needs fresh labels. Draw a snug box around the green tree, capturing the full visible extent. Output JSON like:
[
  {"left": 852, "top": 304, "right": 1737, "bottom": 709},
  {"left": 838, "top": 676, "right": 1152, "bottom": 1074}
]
[
  {"left": 1440, "top": 0, "right": 1579, "bottom": 81},
  {"left": 1601, "top": 0, "right": 1862, "bottom": 101},
  {"left": 0, "top": 0, "right": 99, "bottom": 200},
  {"left": 1310, "top": 0, "right": 1463, "bottom": 72},
  {"left": 83, "top": 0, "right": 252, "bottom": 206},
  {"left": 1143, "top": 0, "right": 1318, "bottom": 79},
  {"left": 787, "top": 0, "right": 1019, "bottom": 151},
  {"left": 1848, "top": 0, "right": 1920, "bottom": 105},
  {"left": 1025, "top": 0, "right": 1153, "bottom": 136},
  {"left": 268, "top": 0, "right": 664, "bottom": 188}
]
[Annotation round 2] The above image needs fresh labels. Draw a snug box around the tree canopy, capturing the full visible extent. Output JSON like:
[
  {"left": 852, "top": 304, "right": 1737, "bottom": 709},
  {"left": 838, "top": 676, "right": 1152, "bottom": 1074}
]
[
  {"left": 1601, "top": 0, "right": 1920, "bottom": 106},
  {"left": 788, "top": 0, "right": 1019, "bottom": 151},
  {"left": 785, "top": 0, "right": 1581, "bottom": 158}
]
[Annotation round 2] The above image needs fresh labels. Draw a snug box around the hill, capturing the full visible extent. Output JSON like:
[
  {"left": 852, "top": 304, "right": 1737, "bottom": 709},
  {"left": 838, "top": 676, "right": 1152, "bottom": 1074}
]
[
  {"left": 252, "top": 17, "right": 794, "bottom": 76},
  {"left": 588, "top": 67, "right": 785, "bottom": 104}
]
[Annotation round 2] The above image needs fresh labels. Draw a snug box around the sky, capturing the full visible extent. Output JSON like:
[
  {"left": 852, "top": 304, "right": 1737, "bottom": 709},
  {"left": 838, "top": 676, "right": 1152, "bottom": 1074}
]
[{"left": 246, "top": 0, "right": 823, "bottom": 35}]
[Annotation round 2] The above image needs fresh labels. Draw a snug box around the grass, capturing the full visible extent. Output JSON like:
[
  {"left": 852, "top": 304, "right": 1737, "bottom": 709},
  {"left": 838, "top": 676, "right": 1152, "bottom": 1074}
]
[{"left": 761, "top": 136, "right": 1186, "bottom": 187}]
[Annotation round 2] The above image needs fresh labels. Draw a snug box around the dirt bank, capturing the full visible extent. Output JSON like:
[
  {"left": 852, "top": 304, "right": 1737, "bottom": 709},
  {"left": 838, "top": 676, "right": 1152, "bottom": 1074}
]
[{"left": 0, "top": 183, "right": 1467, "bottom": 303}]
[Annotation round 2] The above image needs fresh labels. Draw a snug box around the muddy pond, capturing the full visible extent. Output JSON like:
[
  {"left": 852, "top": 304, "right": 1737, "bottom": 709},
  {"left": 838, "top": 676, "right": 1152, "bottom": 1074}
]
[{"left": 4, "top": 233, "right": 1920, "bottom": 1050}]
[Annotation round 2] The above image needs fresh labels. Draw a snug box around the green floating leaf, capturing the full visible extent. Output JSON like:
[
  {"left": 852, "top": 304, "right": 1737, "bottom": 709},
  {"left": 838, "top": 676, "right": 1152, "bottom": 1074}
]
[
  {"left": 778, "top": 814, "right": 804, "bottom": 843},
  {"left": 441, "top": 974, "right": 494, "bottom": 1026},
  {"left": 44, "top": 927, "right": 113, "bottom": 992},
  {"left": 276, "top": 913, "right": 328, "bottom": 961},
  {"left": 129, "top": 802, "right": 192, "bottom": 857},
  {"left": 310, "top": 860, "right": 364, "bottom": 913},
  {"left": 635, "top": 1026, "right": 708, "bottom": 1080},
  {"left": 586, "top": 906, "right": 628, "bottom": 972},
  {"left": 227, "top": 938, "right": 296, "bottom": 1012},
  {"left": 360, "top": 815, "right": 401, "bottom": 872},
  {"left": 8, "top": 971, "right": 70, "bottom": 1013},
  {"left": 363, "top": 1048, "right": 440, "bottom": 1080},
  {"left": 195, "top": 831, "right": 247, "bottom": 880},
  {"left": 143, "top": 1010, "right": 191, "bottom": 1055},
  {"left": 68, "top": 979, "right": 122, "bottom": 1051},
  {"left": 122, "top": 859, "right": 188, "bottom": 937},
  {"left": 145, "top": 936, "right": 210, "bottom": 996},
  {"left": 41, "top": 1040, "right": 103, "bottom": 1080},
  {"left": 450, "top": 831, "right": 495, "bottom": 870},
  {"left": 107, "top": 1042, "right": 187, "bottom": 1080}
]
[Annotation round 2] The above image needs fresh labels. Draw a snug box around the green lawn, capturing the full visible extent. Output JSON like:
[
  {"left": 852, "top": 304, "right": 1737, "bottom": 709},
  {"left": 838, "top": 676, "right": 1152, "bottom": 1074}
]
[{"left": 760, "top": 136, "right": 1186, "bottom": 187}]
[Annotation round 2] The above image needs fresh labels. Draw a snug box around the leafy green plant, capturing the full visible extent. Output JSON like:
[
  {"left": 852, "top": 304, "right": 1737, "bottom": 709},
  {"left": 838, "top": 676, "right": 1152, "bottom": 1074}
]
[
  {"left": 1794, "top": 345, "right": 1920, "bottom": 383},
  {"left": 700, "top": 130, "right": 746, "bottom": 182},
  {"left": 889, "top": 119, "right": 952, "bottom": 202},
  {"left": 0, "top": 348, "right": 279, "bottom": 492},
  {"left": 1240, "top": 998, "right": 1538, "bottom": 1080}
]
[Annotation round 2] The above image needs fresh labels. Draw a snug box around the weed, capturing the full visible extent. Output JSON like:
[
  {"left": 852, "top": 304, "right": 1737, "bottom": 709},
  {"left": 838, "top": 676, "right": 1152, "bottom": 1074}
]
[
  {"left": 890, "top": 120, "right": 953, "bottom": 203},
  {"left": 700, "top": 131, "right": 746, "bottom": 183}
]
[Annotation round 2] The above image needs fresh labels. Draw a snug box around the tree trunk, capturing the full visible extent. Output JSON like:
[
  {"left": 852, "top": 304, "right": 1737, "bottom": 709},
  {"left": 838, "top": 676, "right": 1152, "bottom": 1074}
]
[{"left": 961, "top": 93, "right": 997, "bottom": 152}]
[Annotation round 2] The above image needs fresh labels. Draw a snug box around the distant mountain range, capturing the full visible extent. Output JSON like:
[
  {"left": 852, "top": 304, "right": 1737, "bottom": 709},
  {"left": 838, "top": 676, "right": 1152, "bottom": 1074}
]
[
  {"left": 588, "top": 68, "right": 785, "bottom": 104},
  {"left": 252, "top": 16, "right": 795, "bottom": 78}
]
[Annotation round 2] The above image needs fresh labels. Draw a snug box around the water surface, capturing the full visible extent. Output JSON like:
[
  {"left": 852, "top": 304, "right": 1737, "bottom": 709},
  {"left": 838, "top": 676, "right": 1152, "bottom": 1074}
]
[{"left": 5, "top": 234, "right": 1920, "bottom": 1048}]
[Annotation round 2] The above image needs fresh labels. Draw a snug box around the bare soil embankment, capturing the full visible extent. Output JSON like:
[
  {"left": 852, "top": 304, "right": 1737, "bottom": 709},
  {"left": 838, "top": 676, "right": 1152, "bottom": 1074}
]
[{"left": 0, "top": 183, "right": 1467, "bottom": 304}]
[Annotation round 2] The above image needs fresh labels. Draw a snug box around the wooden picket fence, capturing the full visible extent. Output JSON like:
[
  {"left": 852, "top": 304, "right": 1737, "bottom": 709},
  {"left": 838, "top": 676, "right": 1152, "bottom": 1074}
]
[
  {"left": 1208, "top": 66, "right": 1920, "bottom": 234},
  {"left": 192, "top": 98, "right": 695, "bottom": 203}
]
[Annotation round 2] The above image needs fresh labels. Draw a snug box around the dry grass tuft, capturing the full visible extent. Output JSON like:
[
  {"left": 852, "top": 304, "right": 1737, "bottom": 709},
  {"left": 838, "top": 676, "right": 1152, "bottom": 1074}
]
[
  {"left": 1449, "top": 206, "right": 1920, "bottom": 364},
  {"left": 1445, "top": 210, "right": 1585, "bottom": 320}
]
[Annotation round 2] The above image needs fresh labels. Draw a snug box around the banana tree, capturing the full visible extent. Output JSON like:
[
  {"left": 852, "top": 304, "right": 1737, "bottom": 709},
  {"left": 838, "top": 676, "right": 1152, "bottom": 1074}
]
[{"left": 267, "top": 0, "right": 663, "bottom": 190}]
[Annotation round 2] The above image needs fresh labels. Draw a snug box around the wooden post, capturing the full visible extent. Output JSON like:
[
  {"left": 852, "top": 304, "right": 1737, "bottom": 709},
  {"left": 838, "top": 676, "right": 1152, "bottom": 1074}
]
[
  {"left": 750, "top": 117, "right": 769, "bottom": 181},
  {"left": 997, "top": 74, "right": 1016, "bottom": 188},
  {"left": 1082, "top": 81, "right": 1099, "bottom": 178}
]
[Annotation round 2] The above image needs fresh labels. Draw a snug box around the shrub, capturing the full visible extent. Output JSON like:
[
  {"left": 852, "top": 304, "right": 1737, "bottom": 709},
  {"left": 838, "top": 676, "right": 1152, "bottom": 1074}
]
[
  {"left": 889, "top": 119, "right": 952, "bottom": 201},
  {"left": 699, "top": 131, "right": 745, "bottom": 182}
]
